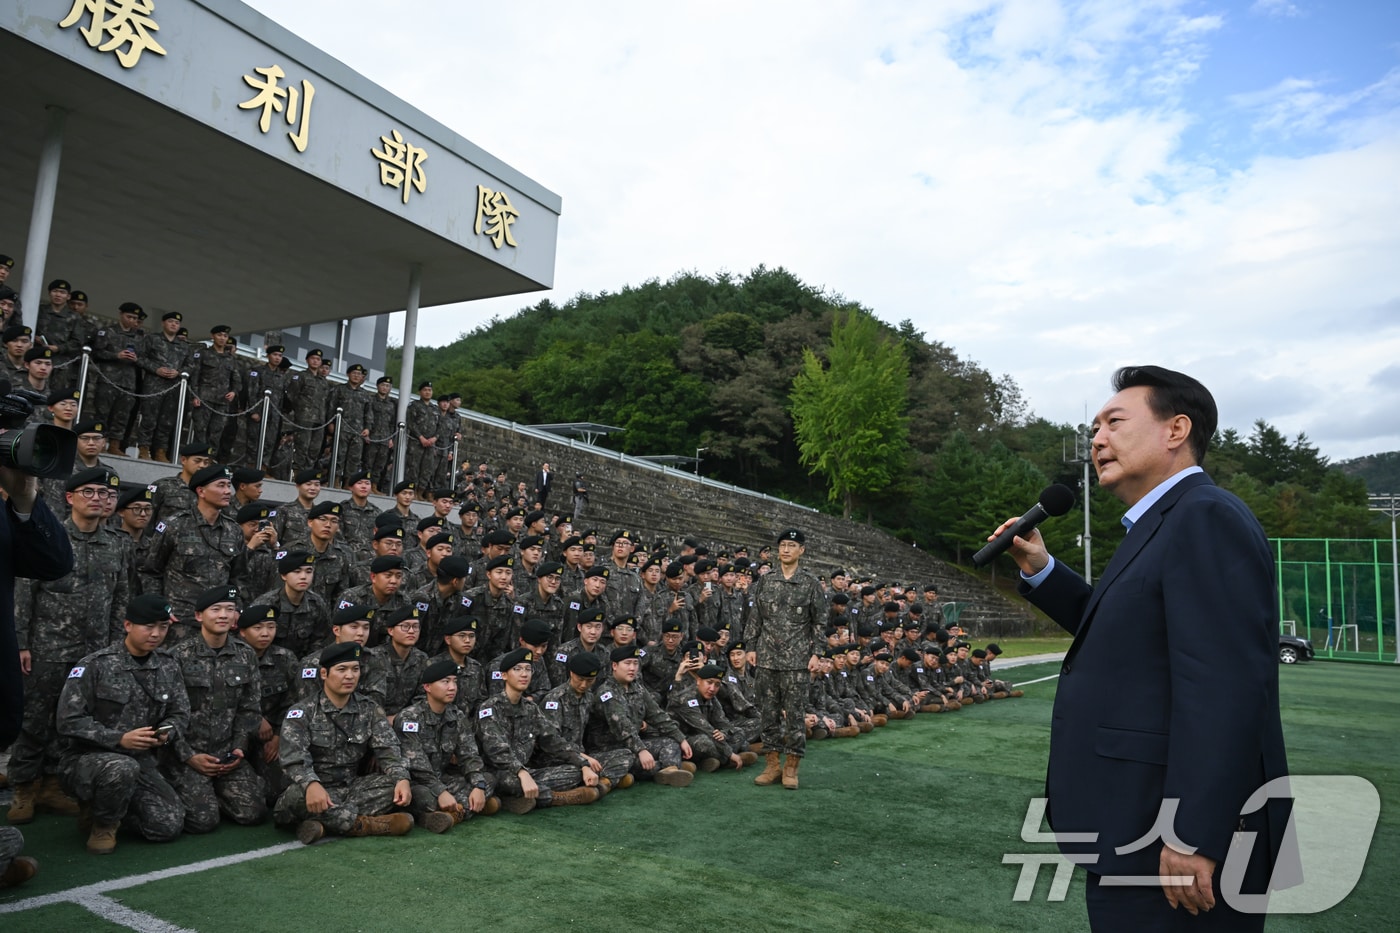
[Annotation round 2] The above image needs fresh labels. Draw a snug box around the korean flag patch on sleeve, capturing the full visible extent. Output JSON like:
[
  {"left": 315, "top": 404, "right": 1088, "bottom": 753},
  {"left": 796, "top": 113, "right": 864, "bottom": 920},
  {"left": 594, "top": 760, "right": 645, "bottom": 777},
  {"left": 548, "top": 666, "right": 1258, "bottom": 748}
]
[
  {"left": 302, "top": 668, "right": 318, "bottom": 679},
  {"left": 417, "top": 601, "right": 430, "bottom": 612},
  {"left": 68, "top": 666, "right": 85, "bottom": 678},
  {"left": 727, "top": 675, "right": 738, "bottom": 683},
  {"left": 544, "top": 701, "right": 559, "bottom": 710},
  {"left": 286, "top": 709, "right": 304, "bottom": 719},
  {"left": 155, "top": 521, "right": 167, "bottom": 534},
  {"left": 461, "top": 597, "right": 473, "bottom": 608},
  {"left": 490, "top": 670, "right": 503, "bottom": 680},
  {"left": 687, "top": 698, "right": 699, "bottom": 707},
  {"left": 599, "top": 691, "right": 613, "bottom": 702},
  {"left": 569, "top": 601, "right": 580, "bottom": 611},
  {"left": 513, "top": 604, "right": 525, "bottom": 615},
  {"left": 478, "top": 707, "right": 493, "bottom": 719},
  {"left": 401, "top": 721, "right": 419, "bottom": 732},
  {"left": 555, "top": 652, "right": 568, "bottom": 663}
]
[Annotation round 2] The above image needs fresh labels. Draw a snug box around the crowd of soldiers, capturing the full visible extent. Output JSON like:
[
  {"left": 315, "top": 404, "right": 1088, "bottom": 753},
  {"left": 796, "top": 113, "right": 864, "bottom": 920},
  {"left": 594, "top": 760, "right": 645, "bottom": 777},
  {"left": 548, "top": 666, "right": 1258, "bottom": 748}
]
[
  {"left": 0, "top": 445, "right": 1024, "bottom": 886},
  {"left": 0, "top": 272, "right": 469, "bottom": 492}
]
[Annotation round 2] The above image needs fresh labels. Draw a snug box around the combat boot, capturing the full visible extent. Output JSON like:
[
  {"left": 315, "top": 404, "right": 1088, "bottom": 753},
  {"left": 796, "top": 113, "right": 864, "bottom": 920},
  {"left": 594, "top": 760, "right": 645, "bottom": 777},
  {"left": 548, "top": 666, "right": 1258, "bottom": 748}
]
[
  {"left": 417, "top": 811, "right": 455, "bottom": 834},
  {"left": 752, "top": 751, "right": 782, "bottom": 786},
  {"left": 597, "top": 777, "right": 613, "bottom": 797},
  {"left": 0, "top": 856, "right": 38, "bottom": 889},
  {"left": 503, "top": 795, "right": 537, "bottom": 815},
  {"left": 654, "top": 766, "right": 693, "bottom": 787},
  {"left": 616, "top": 774, "right": 635, "bottom": 789},
  {"left": 38, "top": 775, "right": 80, "bottom": 815},
  {"left": 137, "top": 446, "right": 152, "bottom": 461},
  {"left": 346, "top": 813, "right": 413, "bottom": 837},
  {"left": 295, "top": 820, "right": 326, "bottom": 845},
  {"left": 153, "top": 449, "right": 170, "bottom": 463},
  {"left": 833, "top": 725, "right": 861, "bottom": 738},
  {"left": 87, "top": 823, "right": 119, "bottom": 855},
  {"left": 7, "top": 781, "right": 38, "bottom": 824},
  {"left": 737, "top": 751, "right": 759, "bottom": 767},
  {"left": 548, "top": 786, "right": 599, "bottom": 808},
  {"left": 679, "top": 761, "right": 697, "bottom": 774},
  {"left": 781, "top": 754, "right": 801, "bottom": 790},
  {"left": 107, "top": 440, "right": 125, "bottom": 456},
  {"left": 699, "top": 757, "right": 722, "bottom": 773},
  {"left": 1010, "top": 689, "right": 1024, "bottom": 697},
  {"left": 857, "top": 720, "right": 873, "bottom": 733},
  {"left": 482, "top": 796, "right": 502, "bottom": 815},
  {"left": 873, "top": 714, "right": 889, "bottom": 727}
]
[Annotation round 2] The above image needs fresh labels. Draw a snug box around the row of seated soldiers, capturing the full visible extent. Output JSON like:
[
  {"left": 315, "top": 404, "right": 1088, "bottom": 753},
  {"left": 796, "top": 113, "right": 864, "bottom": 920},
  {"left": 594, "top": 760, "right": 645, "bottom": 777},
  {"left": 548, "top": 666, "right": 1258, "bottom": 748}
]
[{"left": 29, "top": 572, "right": 1023, "bottom": 855}]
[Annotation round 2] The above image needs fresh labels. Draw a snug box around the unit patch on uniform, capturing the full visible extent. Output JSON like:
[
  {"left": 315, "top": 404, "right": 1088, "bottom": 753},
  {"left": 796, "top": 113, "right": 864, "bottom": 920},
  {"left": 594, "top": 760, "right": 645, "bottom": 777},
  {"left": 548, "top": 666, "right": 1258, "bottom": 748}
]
[
  {"left": 286, "top": 709, "right": 304, "bottom": 719},
  {"left": 302, "top": 668, "right": 318, "bottom": 679},
  {"left": 491, "top": 671, "right": 503, "bottom": 680},
  {"left": 68, "top": 666, "right": 85, "bottom": 678},
  {"left": 478, "top": 707, "right": 493, "bottom": 718},
  {"left": 544, "top": 701, "right": 559, "bottom": 710},
  {"left": 402, "top": 721, "right": 419, "bottom": 732},
  {"left": 555, "top": 652, "right": 568, "bottom": 662},
  {"left": 687, "top": 698, "right": 699, "bottom": 707},
  {"left": 513, "top": 604, "right": 525, "bottom": 614},
  {"left": 569, "top": 601, "right": 580, "bottom": 610},
  {"left": 599, "top": 691, "right": 613, "bottom": 702}
]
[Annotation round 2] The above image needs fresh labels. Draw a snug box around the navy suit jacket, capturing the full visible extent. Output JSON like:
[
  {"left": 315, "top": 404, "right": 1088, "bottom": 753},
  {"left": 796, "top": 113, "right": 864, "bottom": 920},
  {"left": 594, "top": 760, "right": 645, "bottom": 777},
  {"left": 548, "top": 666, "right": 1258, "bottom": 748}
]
[
  {"left": 1, "top": 494, "right": 75, "bottom": 746},
  {"left": 1022, "top": 472, "right": 1290, "bottom": 879}
]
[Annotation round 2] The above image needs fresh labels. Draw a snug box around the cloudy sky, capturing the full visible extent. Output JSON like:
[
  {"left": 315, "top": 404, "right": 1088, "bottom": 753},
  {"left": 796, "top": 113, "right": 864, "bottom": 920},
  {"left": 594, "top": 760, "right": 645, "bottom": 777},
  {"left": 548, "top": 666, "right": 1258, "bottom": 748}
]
[{"left": 246, "top": 0, "right": 1400, "bottom": 462}]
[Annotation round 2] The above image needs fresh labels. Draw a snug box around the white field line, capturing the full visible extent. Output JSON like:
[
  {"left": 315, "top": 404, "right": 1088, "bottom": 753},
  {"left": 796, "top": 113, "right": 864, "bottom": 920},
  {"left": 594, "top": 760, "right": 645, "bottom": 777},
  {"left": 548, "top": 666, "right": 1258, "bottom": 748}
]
[
  {"left": 1012, "top": 673, "right": 1061, "bottom": 688},
  {"left": 0, "top": 839, "right": 308, "bottom": 929}
]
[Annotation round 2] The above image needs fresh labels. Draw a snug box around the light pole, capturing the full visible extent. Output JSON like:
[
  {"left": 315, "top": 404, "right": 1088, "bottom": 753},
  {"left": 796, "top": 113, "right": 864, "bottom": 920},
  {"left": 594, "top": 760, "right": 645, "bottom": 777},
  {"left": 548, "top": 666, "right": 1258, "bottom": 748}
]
[
  {"left": 1064, "top": 425, "right": 1093, "bottom": 584},
  {"left": 1367, "top": 494, "right": 1400, "bottom": 664},
  {"left": 694, "top": 447, "right": 708, "bottom": 476}
]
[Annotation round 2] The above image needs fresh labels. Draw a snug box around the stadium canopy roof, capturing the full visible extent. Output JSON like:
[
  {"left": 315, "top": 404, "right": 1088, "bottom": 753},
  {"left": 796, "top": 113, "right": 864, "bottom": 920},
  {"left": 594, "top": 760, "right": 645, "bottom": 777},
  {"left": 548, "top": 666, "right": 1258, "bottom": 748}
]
[
  {"left": 527, "top": 423, "right": 625, "bottom": 445},
  {"left": 1, "top": 0, "right": 560, "bottom": 338}
]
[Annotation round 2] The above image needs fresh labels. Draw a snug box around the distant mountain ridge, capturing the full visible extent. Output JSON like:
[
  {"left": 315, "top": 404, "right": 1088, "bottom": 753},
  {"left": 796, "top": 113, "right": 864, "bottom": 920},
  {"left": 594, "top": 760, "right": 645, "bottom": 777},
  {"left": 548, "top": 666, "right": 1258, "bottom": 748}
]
[{"left": 1335, "top": 451, "right": 1400, "bottom": 494}]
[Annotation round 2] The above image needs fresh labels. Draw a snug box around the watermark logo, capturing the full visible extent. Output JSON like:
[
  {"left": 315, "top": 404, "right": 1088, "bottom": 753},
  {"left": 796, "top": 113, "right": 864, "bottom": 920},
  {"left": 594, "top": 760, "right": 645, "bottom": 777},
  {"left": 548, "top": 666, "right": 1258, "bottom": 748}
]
[{"left": 1003, "top": 775, "right": 1379, "bottom": 913}]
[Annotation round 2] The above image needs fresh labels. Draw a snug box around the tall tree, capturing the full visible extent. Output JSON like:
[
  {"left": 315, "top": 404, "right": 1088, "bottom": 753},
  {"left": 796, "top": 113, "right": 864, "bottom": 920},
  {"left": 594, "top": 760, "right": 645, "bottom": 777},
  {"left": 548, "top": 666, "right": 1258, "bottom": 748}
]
[{"left": 789, "top": 308, "right": 909, "bottom": 519}]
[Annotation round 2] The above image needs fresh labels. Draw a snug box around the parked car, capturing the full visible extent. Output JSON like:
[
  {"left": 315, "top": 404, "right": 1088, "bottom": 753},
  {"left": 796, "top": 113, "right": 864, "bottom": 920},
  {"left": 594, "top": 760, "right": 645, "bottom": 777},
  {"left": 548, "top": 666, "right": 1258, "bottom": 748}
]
[{"left": 1279, "top": 634, "right": 1315, "bottom": 664}]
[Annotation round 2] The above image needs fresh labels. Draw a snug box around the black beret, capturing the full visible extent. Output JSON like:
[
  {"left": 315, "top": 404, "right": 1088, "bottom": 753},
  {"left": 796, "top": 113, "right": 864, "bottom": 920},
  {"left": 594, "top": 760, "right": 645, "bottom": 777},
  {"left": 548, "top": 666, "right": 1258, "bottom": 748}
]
[
  {"left": 393, "top": 480, "right": 415, "bottom": 494},
  {"left": 374, "top": 526, "right": 405, "bottom": 542},
  {"left": 2, "top": 324, "right": 32, "bottom": 342},
  {"left": 777, "top": 528, "right": 805, "bottom": 544},
  {"left": 503, "top": 507, "right": 525, "bottom": 520},
  {"left": 332, "top": 603, "right": 373, "bottom": 627},
  {"left": 661, "top": 620, "right": 684, "bottom": 634},
  {"left": 830, "top": 568, "right": 848, "bottom": 579},
  {"left": 560, "top": 536, "right": 583, "bottom": 550},
  {"left": 442, "top": 616, "right": 479, "bottom": 636},
  {"left": 320, "top": 642, "right": 362, "bottom": 668},
  {"left": 266, "top": 345, "right": 286, "bottom": 355},
  {"left": 483, "top": 530, "right": 515, "bottom": 547},
  {"left": 308, "top": 501, "right": 341, "bottom": 520},
  {"left": 696, "top": 662, "right": 724, "bottom": 679},
  {"left": 188, "top": 464, "right": 233, "bottom": 491},
  {"left": 584, "top": 567, "right": 610, "bottom": 580},
  {"left": 678, "top": 554, "right": 698, "bottom": 566},
  {"left": 376, "top": 375, "right": 392, "bottom": 386},
  {"left": 126, "top": 593, "right": 173, "bottom": 625},
  {"left": 276, "top": 549, "right": 315, "bottom": 573},
  {"left": 519, "top": 618, "right": 553, "bottom": 645},
  {"left": 416, "top": 516, "right": 446, "bottom": 532},
  {"left": 566, "top": 652, "right": 602, "bottom": 677},
  {"left": 900, "top": 648, "right": 921, "bottom": 661},
  {"left": 576, "top": 609, "right": 607, "bottom": 626},
  {"left": 831, "top": 593, "right": 850, "bottom": 605},
  {"left": 47, "top": 386, "right": 80, "bottom": 406},
  {"left": 696, "top": 626, "right": 720, "bottom": 641},
  {"left": 370, "top": 555, "right": 405, "bottom": 573},
  {"left": 236, "top": 503, "right": 273, "bottom": 523},
  {"left": 210, "top": 324, "right": 231, "bottom": 335},
  {"left": 231, "top": 467, "right": 264, "bottom": 486},
  {"left": 500, "top": 647, "right": 534, "bottom": 670},
  {"left": 180, "top": 441, "right": 216, "bottom": 458},
  {"left": 883, "top": 601, "right": 900, "bottom": 612},
  {"left": 238, "top": 604, "right": 278, "bottom": 629},
  {"left": 610, "top": 645, "right": 642, "bottom": 662},
  {"left": 535, "top": 561, "right": 564, "bottom": 579},
  {"left": 161, "top": 310, "right": 182, "bottom": 322},
  {"left": 728, "top": 641, "right": 747, "bottom": 653},
  {"left": 608, "top": 616, "right": 637, "bottom": 631},
  {"left": 517, "top": 534, "right": 545, "bottom": 550},
  {"left": 486, "top": 555, "right": 515, "bottom": 571},
  {"left": 293, "top": 468, "right": 322, "bottom": 485},
  {"left": 195, "top": 586, "right": 240, "bottom": 612},
  {"left": 972, "top": 649, "right": 988, "bottom": 659},
  {"left": 860, "top": 586, "right": 877, "bottom": 597},
  {"left": 346, "top": 363, "right": 367, "bottom": 375},
  {"left": 425, "top": 532, "right": 454, "bottom": 550},
  {"left": 47, "top": 278, "right": 71, "bottom": 291},
  {"left": 385, "top": 606, "right": 422, "bottom": 627},
  {"left": 986, "top": 643, "right": 1003, "bottom": 655},
  {"left": 305, "top": 348, "right": 323, "bottom": 361},
  {"left": 431, "top": 488, "right": 455, "bottom": 500},
  {"left": 908, "top": 604, "right": 923, "bottom": 615},
  {"left": 664, "top": 563, "right": 684, "bottom": 579},
  {"left": 436, "top": 555, "right": 472, "bottom": 580},
  {"left": 524, "top": 510, "right": 546, "bottom": 525},
  {"left": 116, "top": 485, "right": 154, "bottom": 510},
  {"left": 458, "top": 502, "right": 481, "bottom": 515},
  {"left": 65, "top": 466, "right": 119, "bottom": 492},
  {"left": 872, "top": 651, "right": 892, "bottom": 662},
  {"left": 421, "top": 658, "right": 459, "bottom": 684},
  {"left": 346, "top": 470, "right": 371, "bottom": 485}
]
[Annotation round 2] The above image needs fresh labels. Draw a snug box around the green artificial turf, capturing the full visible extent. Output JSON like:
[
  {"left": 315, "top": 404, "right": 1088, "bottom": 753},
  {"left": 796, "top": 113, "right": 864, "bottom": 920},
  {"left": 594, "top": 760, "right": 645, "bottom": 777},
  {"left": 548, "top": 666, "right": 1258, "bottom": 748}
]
[{"left": 3, "top": 661, "right": 1394, "bottom": 932}]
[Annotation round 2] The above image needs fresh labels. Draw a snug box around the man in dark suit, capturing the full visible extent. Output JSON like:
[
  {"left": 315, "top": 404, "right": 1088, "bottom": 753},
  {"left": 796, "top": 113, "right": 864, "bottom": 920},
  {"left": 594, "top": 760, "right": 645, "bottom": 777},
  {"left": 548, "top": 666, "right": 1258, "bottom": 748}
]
[
  {"left": 533, "top": 462, "right": 553, "bottom": 508},
  {"left": 1, "top": 465, "right": 76, "bottom": 746},
  {"left": 997, "top": 366, "right": 1291, "bottom": 931}
]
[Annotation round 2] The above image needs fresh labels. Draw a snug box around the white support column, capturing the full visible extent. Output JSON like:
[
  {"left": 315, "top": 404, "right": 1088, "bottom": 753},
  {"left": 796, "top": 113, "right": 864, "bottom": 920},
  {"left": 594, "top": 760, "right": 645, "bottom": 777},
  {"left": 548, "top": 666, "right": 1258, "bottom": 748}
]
[
  {"left": 20, "top": 106, "right": 68, "bottom": 330},
  {"left": 395, "top": 262, "right": 422, "bottom": 430}
]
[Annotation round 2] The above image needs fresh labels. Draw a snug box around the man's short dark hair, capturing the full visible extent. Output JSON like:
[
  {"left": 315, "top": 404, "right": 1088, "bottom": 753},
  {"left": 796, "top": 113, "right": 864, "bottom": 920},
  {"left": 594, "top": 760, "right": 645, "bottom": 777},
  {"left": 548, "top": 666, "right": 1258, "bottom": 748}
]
[{"left": 1111, "top": 365, "right": 1217, "bottom": 465}]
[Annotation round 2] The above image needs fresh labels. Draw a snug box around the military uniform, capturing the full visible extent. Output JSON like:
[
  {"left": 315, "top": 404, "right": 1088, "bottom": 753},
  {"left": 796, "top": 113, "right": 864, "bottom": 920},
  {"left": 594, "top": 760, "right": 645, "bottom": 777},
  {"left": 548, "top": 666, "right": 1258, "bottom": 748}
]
[
  {"left": 141, "top": 510, "right": 245, "bottom": 635},
  {"left": 166, "top": 635, "right": 268, "bottom": 831},
  {"left": 403, "top": 397, "right": 438, "bottom": 490},
  {"left": 340, "top": 499, "right": 378, "bottom": 563},
  {"left": 272, "top": 498, "right": 312, "bottom": 551},
  {"left": 518, "top": 587, "right": 567, "bottom": 642},
  {"left": 365, "top": 390, "right": 398, "bottom": 487},
  {"left": 273, "top": 690, "right": 409, "bottom": 834},
  {"left": 668, "top": 679, "right": 743, "bottom": 766},
  {"left": 305, "top": 538, "right": 357, "bottom": 609},
  {"left": 396, "top": 697, "right": 495, "bottom": 821},
  {"left": 137, "top": 331, "right": 190, "bottom": 454},
  {"left": 474, "top": 690, "right": 591, "bottom": 807},
  {"left": 90, "top": 322, "right": 145, "bottom": 450},
  {"left": 284, "top": 368, "right": 331, "bottom": 472},
  {"left": 149, "top": 473, "right": 199, "bottom": 528},
  {"left": 364, "top": 642, "right": 430, "bottom": 716},
  {"left": 244, "top": 360, "right": 292, "bottom": 467},
  {"left": 537, "top": 682, "right": 633, "bottom": 783},
  {"left": 55, "top": 643, "right": 190, "bottom": 842},
  {"left": 187, "top": 344, "right": 240, "bottom": 459},
  {"left": 432, "top": 651, "right": 488, "bottom": 716},
  {"left": 327, "top": 379, "right": 372, "bottom": 485},
  {"left": 10, "top": 519, "right": 132, "bottom": 787},
  {"left": 460, "top": 584, "right": 520, "bottom": 661},
  {"left": 748, "top": 564, "right": 825, "bottom": 758},
  {"left": 584, "top": 675, "right": 687, "bottom": 779},
  {"left": 253, "top": 586, "right": 332, "bottom": 659}
]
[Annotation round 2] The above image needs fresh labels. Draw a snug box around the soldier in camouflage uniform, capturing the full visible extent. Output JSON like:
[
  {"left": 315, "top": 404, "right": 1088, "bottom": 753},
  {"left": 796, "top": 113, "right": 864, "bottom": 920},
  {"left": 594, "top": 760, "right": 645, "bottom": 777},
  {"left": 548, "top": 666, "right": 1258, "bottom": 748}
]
[
  {"left": 747, "top": 529, "right": 826, "bottom": 790},
  {"left": 185, "top": 326, "right": 240, "bottom": 461},
  {"left": 274, "top": 642, "right": 413, "bottom": 844},
  {"left": 55, "top": 594, "right": 190, "bottom": 854},
  {"left": 254, "top": 550, "right": 330, "bottom": 658},
  {"left": 304, "top": 501, "right": 358, "bottom": 609},
  {"left": 114, "top": 485, "right": 156, "bottom": 594},
  {"left": 365, "top": 375, "right": 397, "bottom": 489},
  {"left": 599, "top": 531, "right": 643, "bottom": 621},
  {"left": 403, "top": 382, "right": 438, "bottom": 491},
  {"left": 271, "top": 469, "right": 322, "bottom": 551},
  {"left": 9, "top": 468, "right": 130, "bottom": 824},
  {"left": 283, "top": 348, "right": 331, "bottom": 473},
  {"left": 327, "top": 363, "right": 372, "bottom": 487},
  {"left": 295, "top": 604, "right": 385, "bottom": 703},
  {"left": 474, "top": 648, "right": 601, "bottom": 814},
  {"left": 461, "top": 554, "right": 521, "bottom": 661},
  {"left": 236, "top": 604, "right": 300, "bottom": 801},
  {"left": 89, "top": 302, "right": 145, "bottom": 456},
  {"left": 165, "top": 587, "right": 268, "bottom": 832},
  {"left": 396, "top": 658, "right": 498, "bottom": 832},
  {"left": 487, "top": 617, "right": 556, "bottom": 701},
  {"left": 141, "top": 465, "right": 247, "bottom": 639},
  {"left": 668, "top": 661, "right": 756, "bottom": 772},
  {"left": 408, "top": 554, "right": 471, "bottom": 651},
  {"left": 635, "top": 556, "right": 668, "bottom": 647},
  {"left": 339, "top": 471, "right": 378, "bottom": 562},
  {"left": 433, "top": 616, "right": 488, "bottom": 715},
  {"left": 538, "top": 652, "right": 635, "bottom": 790},
  {"left": 149, "top": 441, "right": 214, "bottom": 528},
  {"left": 364, "top": 605, "right": 431, "bottom": 717},
  {"left": 339, "top": 554, "right": 410, "bottom": 645},
  {"left": 136, "top": 311, "right": 189, "bottom": 461},
  {"left": 518, "top": 560, "right": 567, "bottom": 641},
  {"left": 718, "top": 641, "right": 763, "bottom": 746},
  {"left": 0, "top": 826, "right": 37, "bottom": 890},
  {"left": 232, "top": 502, "right": 281, "bottom": 605},
  {"left": 241, "top": 345, "right": 291, "bottom": 468},
  {"left": 585, "top": 645, "right": 694, "bottom": 786},
  {"left": 34, "top": 278, "right": 91, "bottom": 388}
]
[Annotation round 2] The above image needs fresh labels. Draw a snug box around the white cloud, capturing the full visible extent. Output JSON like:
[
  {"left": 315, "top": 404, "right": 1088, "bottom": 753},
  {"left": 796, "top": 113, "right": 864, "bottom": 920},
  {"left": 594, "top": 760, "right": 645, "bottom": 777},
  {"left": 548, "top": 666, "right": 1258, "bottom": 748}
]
[
  {"left": 1251, "top": 0, "right": 1303, "bottom": 19},
  {"left": 246, "top": 0, "right": 1400, "bottom": 460}
]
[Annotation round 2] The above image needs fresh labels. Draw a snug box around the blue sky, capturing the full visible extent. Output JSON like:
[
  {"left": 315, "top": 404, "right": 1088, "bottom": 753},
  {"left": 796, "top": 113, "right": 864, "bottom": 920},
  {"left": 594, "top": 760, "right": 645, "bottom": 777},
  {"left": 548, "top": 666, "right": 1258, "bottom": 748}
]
[{"left": 246, "top": 0, "right": 1400, "bottom": 461}]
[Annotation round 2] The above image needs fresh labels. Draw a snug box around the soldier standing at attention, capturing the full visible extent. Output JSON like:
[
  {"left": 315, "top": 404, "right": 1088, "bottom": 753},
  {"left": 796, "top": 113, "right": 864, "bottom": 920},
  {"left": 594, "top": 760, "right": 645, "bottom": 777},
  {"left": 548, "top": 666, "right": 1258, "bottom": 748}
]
[
  {"left": 274, "top": 642, "right": 413, "bottom": 844},
  {"left": 187, "top": 326, "right": 240, "bottom": 461},
  {"left": 365, "top": 375, "right": 397, "bottom": 490},
  {"left": 89, "top": 301, "right": 145, "bottom": 456},
  {"left": 55, "top": 594, "right": 191, "bottom": 854},
  {"left": 403, "top": 381, "right": 437, "bottom": 491},
  {"left": 242, "top": 344, "right": 292, "bottom": 467},
  {"left": 328, "top": 363, "right": 372, "bottom": 487},
  {"left": 137, "top": 311, "right": 189, "bottom": 462},
  {"left": 747, "top": 529, "right": 825, "bottom": 790},
  {"left": 284, "top": 348, "right": 330, "bottom": 474}
]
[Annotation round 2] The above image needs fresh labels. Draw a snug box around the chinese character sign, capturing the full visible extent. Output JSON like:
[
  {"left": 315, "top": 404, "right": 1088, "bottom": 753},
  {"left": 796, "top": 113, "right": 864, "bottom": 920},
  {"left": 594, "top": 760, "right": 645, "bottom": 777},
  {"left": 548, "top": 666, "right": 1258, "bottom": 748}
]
[
  {"left": 475, "top": 186, "right": 519, "bottom": 249},
  {"left": 371, "top": 130, "right": 428, "bottom": 205},
  {"left": 238, "top": 65, "right": 316, "bottom": 153},
  {"left": 59, "top": 0, "right": 167, "bottom": 69}
]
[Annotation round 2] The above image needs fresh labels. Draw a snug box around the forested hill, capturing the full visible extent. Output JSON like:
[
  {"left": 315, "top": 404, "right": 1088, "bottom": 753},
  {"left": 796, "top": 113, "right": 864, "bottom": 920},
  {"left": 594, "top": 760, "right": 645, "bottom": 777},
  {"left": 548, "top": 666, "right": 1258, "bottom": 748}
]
[
  {"left": 1335, "top": 451, "right": 1400, "bottom": 495},
  {"left": 390, "top": 266, "right": 1380, "bottom": 576}
]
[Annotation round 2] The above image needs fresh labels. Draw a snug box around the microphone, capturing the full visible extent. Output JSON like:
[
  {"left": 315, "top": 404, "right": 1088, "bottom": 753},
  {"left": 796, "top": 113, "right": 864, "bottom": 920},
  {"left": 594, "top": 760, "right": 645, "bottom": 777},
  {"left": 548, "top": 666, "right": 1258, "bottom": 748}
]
[{"left": 973, "top": 484, "right": 1075, "bottom": 567}]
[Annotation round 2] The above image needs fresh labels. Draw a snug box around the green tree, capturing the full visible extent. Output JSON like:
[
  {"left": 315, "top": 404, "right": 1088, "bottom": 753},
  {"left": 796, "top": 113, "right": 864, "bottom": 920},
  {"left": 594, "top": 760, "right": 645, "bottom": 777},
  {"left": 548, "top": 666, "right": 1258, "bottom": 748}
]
[{"left": 789, "top": 309, "right": 909, "bottom": 519}]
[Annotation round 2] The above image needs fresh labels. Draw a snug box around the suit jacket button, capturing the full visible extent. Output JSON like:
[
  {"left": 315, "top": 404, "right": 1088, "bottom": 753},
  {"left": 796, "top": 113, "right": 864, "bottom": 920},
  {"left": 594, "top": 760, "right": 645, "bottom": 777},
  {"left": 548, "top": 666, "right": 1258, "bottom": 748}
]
[{"left": 1061, "top": 664, "right": 1071, "bottom": 674}]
